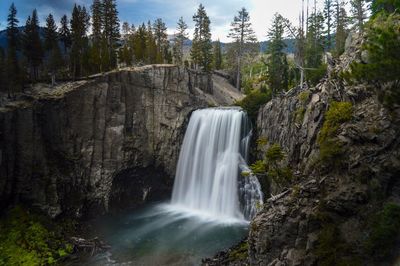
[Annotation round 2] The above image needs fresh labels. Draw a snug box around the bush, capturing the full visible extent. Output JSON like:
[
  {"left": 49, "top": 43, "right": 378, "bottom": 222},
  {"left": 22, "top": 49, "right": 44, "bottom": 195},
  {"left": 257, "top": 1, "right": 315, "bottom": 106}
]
[
  {"left": 347, "top": 13, "right": 400, "bottom": 107},
  {"left": 318, "top": 101, "right": 353, "bottom": 145},
  {"left": 364, "top": 203, "right": 400, "bottom": 260},
  {"left": 234, "top": 89, "right": 272, "bottom": 121},
  {"left": 0, "top": 206, "right": 72, "bottom": 265}
]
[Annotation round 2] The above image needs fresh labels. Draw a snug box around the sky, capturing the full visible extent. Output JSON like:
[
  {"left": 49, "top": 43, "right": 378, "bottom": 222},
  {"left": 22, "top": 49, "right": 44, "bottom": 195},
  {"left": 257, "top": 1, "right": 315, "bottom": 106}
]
[{"left": 0, "top": 0, "right": 324, "bottom": 42}]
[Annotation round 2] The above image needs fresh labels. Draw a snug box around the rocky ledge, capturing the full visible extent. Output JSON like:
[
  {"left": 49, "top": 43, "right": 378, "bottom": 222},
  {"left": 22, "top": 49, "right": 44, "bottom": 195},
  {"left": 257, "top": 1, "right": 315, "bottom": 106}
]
[{"left": 0, "top": 65, "right": 242, "bottom": 218}]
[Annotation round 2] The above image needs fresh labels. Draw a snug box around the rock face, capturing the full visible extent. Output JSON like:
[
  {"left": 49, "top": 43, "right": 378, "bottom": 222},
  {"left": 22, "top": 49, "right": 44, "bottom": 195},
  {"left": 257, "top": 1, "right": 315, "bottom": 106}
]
[
  {"left": 0, "top": 65, "right": 240, "bottom": 218},
  {"left": 206, "top": 34, "right": 400, "bottom": 265}
]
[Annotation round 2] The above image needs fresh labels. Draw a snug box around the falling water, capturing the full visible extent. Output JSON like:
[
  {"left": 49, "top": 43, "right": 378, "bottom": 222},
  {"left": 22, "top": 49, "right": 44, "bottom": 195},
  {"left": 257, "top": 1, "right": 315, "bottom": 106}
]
[{"left": 171, "top": 107, "right": 263, "bottom": 221}]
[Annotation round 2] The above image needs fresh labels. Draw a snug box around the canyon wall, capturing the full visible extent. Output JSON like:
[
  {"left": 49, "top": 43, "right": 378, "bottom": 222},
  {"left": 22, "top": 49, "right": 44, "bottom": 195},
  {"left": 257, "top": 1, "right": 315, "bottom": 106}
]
[{"left": 0, "top": 65, "right": 239, "bottom": 218}]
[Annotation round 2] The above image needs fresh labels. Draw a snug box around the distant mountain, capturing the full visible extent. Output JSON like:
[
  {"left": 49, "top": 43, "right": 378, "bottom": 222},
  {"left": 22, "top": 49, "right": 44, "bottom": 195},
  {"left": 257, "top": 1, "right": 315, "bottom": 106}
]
[
  {"left": 0, "top": 29, "right": 295, "bottom": 55},
  {"left": 0, "top": 27, "right": 46, "bottom": 50}
]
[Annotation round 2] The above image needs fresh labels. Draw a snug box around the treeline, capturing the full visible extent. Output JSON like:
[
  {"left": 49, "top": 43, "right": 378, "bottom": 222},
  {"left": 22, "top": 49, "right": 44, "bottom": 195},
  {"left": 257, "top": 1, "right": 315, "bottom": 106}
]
[
  {"left": 237, "top": 0, "right": 372, "bottom": 97},
  {"left": 0, "top": 1, "right": 224, "bottom": 98}
]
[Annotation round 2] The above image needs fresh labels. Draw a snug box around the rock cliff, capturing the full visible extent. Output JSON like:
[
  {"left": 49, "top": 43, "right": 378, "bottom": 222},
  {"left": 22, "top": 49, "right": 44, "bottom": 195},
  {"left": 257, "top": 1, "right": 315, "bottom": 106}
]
[
  {"left": 205, "top": 34, "right": 400, "bottom": 265},
  {"left": 0, "top": 65, "right": 241, "bottom": 218}
]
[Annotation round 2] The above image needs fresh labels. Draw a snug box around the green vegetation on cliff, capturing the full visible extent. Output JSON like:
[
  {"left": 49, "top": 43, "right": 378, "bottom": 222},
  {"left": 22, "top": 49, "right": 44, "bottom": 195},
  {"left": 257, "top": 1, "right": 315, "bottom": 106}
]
[{"left": 0, "top": 207, "right": 72, "bottom": 265}]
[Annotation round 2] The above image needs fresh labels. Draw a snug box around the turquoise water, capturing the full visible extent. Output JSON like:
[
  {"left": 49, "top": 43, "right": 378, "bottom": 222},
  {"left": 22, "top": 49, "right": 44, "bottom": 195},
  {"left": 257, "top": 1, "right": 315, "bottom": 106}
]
[{"left": 85, "top": 202, "right": 249, "bottom": 265}]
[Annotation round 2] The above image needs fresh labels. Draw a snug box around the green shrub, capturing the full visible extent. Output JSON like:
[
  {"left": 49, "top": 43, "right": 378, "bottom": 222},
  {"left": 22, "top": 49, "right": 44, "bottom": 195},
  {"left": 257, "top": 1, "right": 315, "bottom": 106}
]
[
  {"left": 317, "top": 101, "right": 352, "bottom": 168},
  {"left": 364, "top": 203, "right": 400, "bottom": 260},
  {"left": 318, "top": 101, "right": 353, "bottom": 145},
  {"left": 265, "top": 143, "right": 285, "bottom": 164},
  {"left": 234, "top": 89, "right": 272, "bottom": 121},
  {"left": 298, "top": 91, "right": 310, "bottom": 104},
  {"left": 228, "top": 241, "right": 249, "bottom": 261},
  {"left": 250, "top": 160, "right": 267, "bottom": 175},
  {"left": 0, "top": 206, "right": 72, "bottom": 266}
]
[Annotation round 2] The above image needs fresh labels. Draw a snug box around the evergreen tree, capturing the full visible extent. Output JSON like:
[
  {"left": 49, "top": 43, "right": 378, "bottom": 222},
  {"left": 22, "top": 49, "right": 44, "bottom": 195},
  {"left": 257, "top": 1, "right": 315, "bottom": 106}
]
[
  {"left": 133, "top": 23, "right": 147, "bottom": 63},
  {"left": 23, "top": 9, "right": 43, "bottom": 81},
  {"left": 305, "top": 11, "right": 325, "bottom": 83},
  {"left": 153, "top": 18, "right": 168, "bottom": 63},
  {"left": 44, "top": 14, "right": 62, "bottom": 86},
  {"left": 103, "top": 0, "right": 120, "bottom": 69},
  {"left": 59, "top": 15, "right": 71, "bottom": 54},
  {"left": 323, "top": 0, "right": 334, "bottom": 50},
  {"left": 0, "top": 48, "right": 6, "bottom": 92},
  {"left": 70, "top": 4, "right": 90, "bottom": 79},
  {"left": 334, "top": 1, "right": 349, "bottom": 56},
  {"left": 6, "top": 3, "right": 20, "bottom": 95},
  {"left": 213, "top": 39, "right": 223, "bottom": 70},
  {"left": 191, "top": 4, "right": 213, "bottom": 72},
  {"left": 146, "top": 21, "right": 157, "bottom": 63},
  {"left": 173, "top": 17, "right": 188, "bottom": 65},
  {"left": 350, "top": 0, "right": 369, "bottom": 32},
  {"left": 266, "top": 13, "right": 289, "bottom": 94},
  {"left": 228, "top": 7, "right": 257, "bottom": 90},
  {"left": 91, "top": 0, "right": 104, "bottom": 72}
]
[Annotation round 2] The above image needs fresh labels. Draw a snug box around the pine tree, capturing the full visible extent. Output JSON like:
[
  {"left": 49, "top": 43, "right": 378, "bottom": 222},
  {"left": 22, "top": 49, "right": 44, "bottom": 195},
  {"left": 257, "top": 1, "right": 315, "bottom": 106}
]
[
  {"left": 44, "top": 14, "right": 62, "bottom": 86},
  {"left": 23, "top": 9, "right": 43, "bottom": 81},
  {"left": 133, "top": 23, "right": 147, "bottom": 63},
  {"left": 59, "top": 15, "right": 71, "bottom": 54},
  {"left": 91, "top": 0, "right": 104, "bottom": 72},
  {"left": 0, "top": 48, "right": 6, "bottom": 92},
  {"left": 334, "top": 1, "right": 349, "bottom": 56},
  {"left": 304, "top": 10, "right": 326, "bottom": 85},
  {"left": 191, "top": 4, "right": 213, "bottom": 72},
  {"left": 213, "top": 40, "right": 223, "bottom": 70},
  {"left": 350, "top": 0, "right": 368, "bottom": 33},
  {"left": 323, "top": 0, "right": 334, "bottom": 50},
  {"left": 266, "top": 13, "right": 289, "bottom": 94},
  {"left": 153, "top": 18, "right": 168, "bottom": 63},
  {"left": 6, "top": 3, "right": 20, "bottom": 96},
  {"left": 146, "top": 21, "right": 157, "bottom": 64},
  {"left": 70, "top": 4, "right": 90, "bottom": 79},
  {"left": 173, "top": 17, "right": 188, "bottom": 65},
  {"left": 103, "top": 0, "right": 120, "bottom": 69},
  {"left": 228, "top": 7, "right": 257, "bottom": 90}
]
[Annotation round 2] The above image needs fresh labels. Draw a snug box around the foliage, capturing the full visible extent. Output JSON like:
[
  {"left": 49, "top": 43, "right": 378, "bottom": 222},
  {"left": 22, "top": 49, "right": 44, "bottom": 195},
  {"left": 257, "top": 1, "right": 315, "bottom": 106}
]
[
  {"left": 251, "top": 143, "right": 293, "bottom": 188},
  {"left": 228, "top": 242, "right": 249, "bottom": 261},
  {"left": 0, "top": 206, "right": 72, "bottom": 266},
  {"left": 256, "top": 137, "right": 268, "bottom": 149},
  {"left": 347, "top": 13, "right": 400, "bottom": 106},
  {"left": 228, "top": 7, "right": 257, "bottom": 90},
  {"left": 191, "top": 4, "right": 213, "bottom": 72},
  {"left": 173, "top": 17, "right": 188, "bottom": 65},
  {"left": 317, "top": 101, "right": 352, "bottom": 167},
  {"left": 306, "top": 64, "right": 327, "bottom": 86},
  {"left": 266, "top": 13, "right": 289, "bottom": 94},
  {"left": 234, "top": 89, "right": 271, "bottom": 121},
  {"left": 250, "top": 160, "right": 267, "bottom": 175},
  {"left": 371, "top": 0, "right": 400, "bottom": 16},
  {"left": 265, "top": 143, "right": 285, "bottom": 163},
  {"left": 298, "top": 91, "right": 310, "bottom": 104},
  {"left": 318, "top": 101, "right": 353, "bottom": 145},
  {"left": 213, "top": 40, "right": 223, "bottom": 70},
  {"left": 364, "top": 203, "right": 400, "bottom": 259}
]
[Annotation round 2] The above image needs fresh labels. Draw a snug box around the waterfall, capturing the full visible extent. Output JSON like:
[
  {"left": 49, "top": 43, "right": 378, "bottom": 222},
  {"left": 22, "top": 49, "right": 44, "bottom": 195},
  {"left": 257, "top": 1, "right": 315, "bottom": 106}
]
[{"left": 170, "top": 107, "right": 263, "bottom": 221}]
